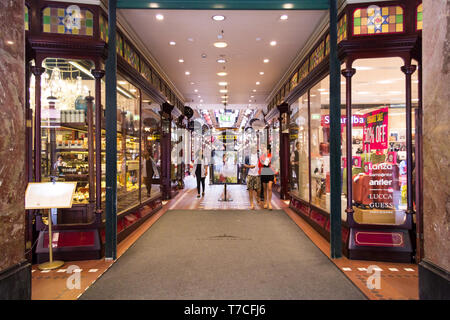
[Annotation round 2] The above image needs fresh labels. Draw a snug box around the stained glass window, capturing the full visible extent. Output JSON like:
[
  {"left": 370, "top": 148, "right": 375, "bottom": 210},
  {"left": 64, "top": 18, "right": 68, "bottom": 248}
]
[
  {"left": 100, "top": 15, "right": 108, "bottom": 42},
  {"left": 298, "top": 60, "right": 309, "bottom": 83},
  {"left": 338, "top": 14, "right": 347, "bottom": 42},
  {"left": 325, "top": 34, "right": 330, "bottom": 56},
  {"left": 353, "top": 5, "right": 404, "bottom": 36},
  {"left": 141, "top": 61, "right": 152, "bottom": 82},
  {"left": 291, "top": 72, "right": 299, "bottom": 89},
  {"left": 42, "top": 6, "right": 93, "bottom": 36},
  {"left": 309, "top": 41, "right": 325, "bottom": 70},
  {"left": 25, "top": 6, "right": 29, "bottom": 31},
  {"left": 117, "top": 33, "right": 124, "bottom": 57},
  {"left": 124, "top": 42, "right": 139, "bottom": 71},
  {"left": 417, "top": 3, "right": 423, "bottom": 31}
]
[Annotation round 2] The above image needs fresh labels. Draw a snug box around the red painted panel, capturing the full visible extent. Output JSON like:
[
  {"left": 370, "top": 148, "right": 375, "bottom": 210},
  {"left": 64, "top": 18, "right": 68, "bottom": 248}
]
[
  {"left": 43, "top": 231, "right": 95, "bottom": 248},
  {"left": 310, "top": 210, "right": 326, "bottom": 227},
  {"left": 355, "top": 231, "right": 404, "bottom": 247}
]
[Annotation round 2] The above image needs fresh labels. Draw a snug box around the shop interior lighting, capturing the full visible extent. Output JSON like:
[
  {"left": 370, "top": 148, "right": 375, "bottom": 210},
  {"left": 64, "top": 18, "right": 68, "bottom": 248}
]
[
  {"left": 280, "top": 15, "right": 288, "bottom": 20},
  {"left": 68, "top": 61, "right": 94, "bottom": 79}
]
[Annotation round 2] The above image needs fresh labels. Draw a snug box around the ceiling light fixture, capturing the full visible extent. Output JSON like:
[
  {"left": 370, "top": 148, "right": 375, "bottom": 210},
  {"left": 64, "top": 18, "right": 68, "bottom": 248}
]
[
  {"left": 253, "top": 89, "right": 257, "bottom": 92},
  {"left": 280, "top": 15, "right": 288, "bottom": 20},
  {"left": 214, "top": 41, "right": 227, "bottom": 48},
  {"left": 263, "top": 59, "right": 270, "bottom": 63},
  {"left": 155, "top": 14, "right": 164, "bottom": 20},
  {"left": 217, "top": 57, "right": 227, "bottom": 64},
  {"left": 194, "top": 89, "right": 198, "bottom": 92},
  {"left": 218, "top": 82, "right": 228, "bottom": 86},
  {"left": 256, "top": 82, "right": 260, "bottom": 85},
  {"left": 217, "top": 72, "right": 227, "bottom": 76},
  {"left": 169, "top": 41, "right": 176, "bottom": 46},
  {"left": 220, "top": 89, "right": 228, "bottom": 93},
  {"left": 185, "top": 71, "right": 190, "bottom": 75},
  {"left": 270, "top": 41, "right": 277, "bottom": 46},
  {"left": 178, "top": 59, "right": 184, "bottom": 63},
  {"left": 259, "top": 72, "right": 264, "bottom": 75},
  {"left": 212, "top": 15, "right": 225, "bottom": 21},
  {"left": 283, "top": 3, "right": 294, "bottom": 9}
]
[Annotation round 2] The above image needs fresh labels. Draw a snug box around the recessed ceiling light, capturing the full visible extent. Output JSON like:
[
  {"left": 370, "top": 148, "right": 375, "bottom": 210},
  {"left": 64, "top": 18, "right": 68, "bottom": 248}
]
[
  {"left": 155, "top": 14, "right": 164, "bottom": 20},
  {"left": 259, "top": 72, "right": 264, "bottom": 75},
  {"left": 220, "top": 89, "right": 228, "bottom": 93},
  {"left": 270, "top": 41, "right": 277, "bottom": 46},
  {"left": 194, "top": 89, "right": 198, "bottom": 92},
  {"left": 249, "top": 100, "right": 252, "bottom": 102},
  {"left": 214, "top": 41, "right": 228, "bottom": 48},
  {"left": 212, "top": 15, "right": 225, "bottom": 21},
  {"left": 263, "top": 59, "right": 270, "bottom": 63},
  {"left": 256, "top": 37, "right": 262, "bottom": 41},
  {"left": 217, "top": 58, "right": 227, "bottom": 63},
  {"left": 283, "top": 3, "right": 294, "bottom": 9},
  {"left": 217, "top": 72, "right": 227, "bottom": 76},
  {"left": 148, "top": 3, "right": 159, "bottom": 8},
  {"left": 6, "top": 40, "right": 14, "bottom": 45},
  {"left": 185, "top": 71, "right": 190, "bottom": 75},
  {"left": 169, "top": 41, "right": 176, "bottom": 46},
  {"left": 256, "top": 82, "right": 260, "bottom": 85},
  {"left": 250, "top": 95, "right": 254, "bottom": 98},
  {"left": 200, "top": 99, "right": 203, "bottom": 102},
  {"left": 218, "top": 82, "right": 228, "bottom": 86},
  {"left": 178, "top": 59, "right": 184, "bottom": 63},
  {"left": 221, "top": 95, "right": 228, "bottom": 98},
  {"left": 280, "top": 15, "right": 288, "bottom": 20},
  {"left": 253, "top": 89, "right": 257, "bottom": 92},
  {"left": 190, "top": 82, "right": 195, "bottom": 85}
]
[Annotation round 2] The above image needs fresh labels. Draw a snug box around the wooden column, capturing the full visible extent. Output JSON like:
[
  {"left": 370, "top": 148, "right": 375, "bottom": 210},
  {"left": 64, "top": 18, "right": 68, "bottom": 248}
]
[
  {"left": 85, "top": 95, "right": 96, "bottom": 205},
  {"left": 277, "top": 103, "right": 289, "bottom": 200},
  {"left": 401, "top": 64, "right": 417, "bottom": 215},
  {"left": 30, "top": 66, "right": 45, "bottom": 182},
  {"left": 91, "top": 69, "right": 105, "bottom": 213},
  {"left": 342, "top": 67, "right": 356, "bottom": 220},
  {"left": 160, "top": 102, "right": 174, "bottom": 200}
]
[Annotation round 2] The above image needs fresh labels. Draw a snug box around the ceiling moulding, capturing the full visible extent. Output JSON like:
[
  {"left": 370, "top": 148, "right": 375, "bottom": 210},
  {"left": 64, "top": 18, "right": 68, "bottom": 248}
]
[
  {"left": 100, "top": 0, "right": 186, "bottom": 104},
  {"left": 187, "top": 104, "right": 264, "bottom": 110},
  {"left": 48, "top": 0, "right": 101, "bottom": 4}
]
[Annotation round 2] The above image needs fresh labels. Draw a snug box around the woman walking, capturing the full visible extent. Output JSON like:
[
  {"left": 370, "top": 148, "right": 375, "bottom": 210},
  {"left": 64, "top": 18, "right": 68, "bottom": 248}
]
[
  {"left": 243, "top": 147, "right": 260, "bottom": 210},
  {"left": 259, "top": 145, "right": 276, "bottom": 210},
  {"left": 194, "top": 150, "right": 208, "bottom": 198}
]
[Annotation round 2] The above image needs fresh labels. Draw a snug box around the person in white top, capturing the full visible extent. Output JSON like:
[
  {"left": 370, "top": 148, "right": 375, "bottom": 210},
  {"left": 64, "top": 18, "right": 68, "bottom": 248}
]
[
  {"left": 193, "top": 150, "right": 208, "bottom": 198},
  {"left": 243, "top": 147, "right": 261, "bottom": 210}
]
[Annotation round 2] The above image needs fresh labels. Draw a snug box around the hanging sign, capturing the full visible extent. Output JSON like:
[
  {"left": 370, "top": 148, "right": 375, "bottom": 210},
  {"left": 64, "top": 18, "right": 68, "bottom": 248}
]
[{"left": 363, "top": 107, "right": 388, "bottom": 150}]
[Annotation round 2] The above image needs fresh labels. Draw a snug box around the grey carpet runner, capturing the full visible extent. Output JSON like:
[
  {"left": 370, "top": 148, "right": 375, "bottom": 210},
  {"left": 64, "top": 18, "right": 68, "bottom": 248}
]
[{"left": 80, "top": 210, "right": 365, "bottom": 300}]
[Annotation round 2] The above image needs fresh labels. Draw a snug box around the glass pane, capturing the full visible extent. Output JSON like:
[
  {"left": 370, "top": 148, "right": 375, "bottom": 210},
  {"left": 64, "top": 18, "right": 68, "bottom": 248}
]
[
  {"left": 290, "top": 92, "right": 309, "bottom": 201},
  {"left": 117, "top": 77, "right": 140, "bottom": 213},
  {"left": 39, "top": 58, "right": 95, "bottom": 205},
  {"left": 310, "top": 77, "right": 330, "bottom": 212},
  {"left": 142, "top": 97, "right": 161, "bottom": 200},
  {"left": 351, "top": 57, "right": 410, "bottom": 225}
]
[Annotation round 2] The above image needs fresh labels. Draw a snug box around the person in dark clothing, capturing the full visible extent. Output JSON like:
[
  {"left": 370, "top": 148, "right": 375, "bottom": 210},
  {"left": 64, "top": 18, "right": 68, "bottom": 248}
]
[
  {"left": 194, "top": 150, "right": 208, "bottom": 198},
  {"left": 143, "top": 150, "right": 154, "bottom": 197}
]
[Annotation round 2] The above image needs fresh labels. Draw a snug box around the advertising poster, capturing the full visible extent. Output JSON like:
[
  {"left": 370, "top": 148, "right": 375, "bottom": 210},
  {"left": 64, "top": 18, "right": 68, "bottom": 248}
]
[
  {"left": 363, "top": 107, "right": 389, "bottom": 151},
  {"left": 212, "top": 150, "right": 238, "bottom": 184}
]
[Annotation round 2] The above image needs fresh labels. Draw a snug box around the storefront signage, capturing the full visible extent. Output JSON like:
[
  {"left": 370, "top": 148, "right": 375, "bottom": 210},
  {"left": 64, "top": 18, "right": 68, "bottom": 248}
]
[
  {"left": 321, "top": 115, "right": 365, "bottom": 127},
  {"left": 363, "top": 107, "right": 388, "bottom": 150}
]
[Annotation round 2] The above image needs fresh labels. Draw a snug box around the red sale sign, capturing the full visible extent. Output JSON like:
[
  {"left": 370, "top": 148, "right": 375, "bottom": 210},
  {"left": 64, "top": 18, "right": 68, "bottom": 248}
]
[{"left": 363, "top": 107, "right": 389, "bottom": 151}]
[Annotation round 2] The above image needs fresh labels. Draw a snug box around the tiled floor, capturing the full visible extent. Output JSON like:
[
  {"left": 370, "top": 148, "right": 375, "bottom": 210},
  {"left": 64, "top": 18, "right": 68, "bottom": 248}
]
[{"left": 31, "top": 180, "right": 419, "bottom": 300}]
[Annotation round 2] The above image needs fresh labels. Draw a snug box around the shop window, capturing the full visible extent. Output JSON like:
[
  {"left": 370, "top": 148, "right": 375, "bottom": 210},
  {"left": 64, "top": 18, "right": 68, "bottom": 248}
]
[
  {"left": 33, "top": 58, "right": 96, "bottom": 204},
  {"left": 416, "top": 3, "right": 423, "bottom": 31},
  {"left": 353, "top": 5, "right": 404, "bottom": 36},
  {"left": 350, "top": 57, "right": 414, "bottom": 225},
  {"left": 290, "top": 92, "right": 309, "bottom": 201},
  {"left": 116, "top": 77, "right": 140, "bottom": 213},
  {"left": 42, "top": 6, "right": 94, "bottom": 36},
  {"left": 142, "top": 97, "right": 161, "bottom": 201},
  {"left": 269, "top": 120, "right": 280, "bottom": 187}
]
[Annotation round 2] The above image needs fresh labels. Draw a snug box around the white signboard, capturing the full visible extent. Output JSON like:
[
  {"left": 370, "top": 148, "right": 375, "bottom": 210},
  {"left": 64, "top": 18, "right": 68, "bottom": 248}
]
[{"left": 25, "top": 182, "right": 77, "bottom": 209}]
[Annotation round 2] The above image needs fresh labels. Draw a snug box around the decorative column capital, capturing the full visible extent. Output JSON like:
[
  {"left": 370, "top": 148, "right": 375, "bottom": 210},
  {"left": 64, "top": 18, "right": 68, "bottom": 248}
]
[
  {"left": 341, "top": 68, "right": 356, "bottom": 78},
  {"left": 30, "top": 66, "right": 45, "bottom": 77},
  {"left": 91, "top": 69, "right": 105, "bottom": 79},
  {"left": 401, "top": 65, "right": 417, "bottom": 75}
]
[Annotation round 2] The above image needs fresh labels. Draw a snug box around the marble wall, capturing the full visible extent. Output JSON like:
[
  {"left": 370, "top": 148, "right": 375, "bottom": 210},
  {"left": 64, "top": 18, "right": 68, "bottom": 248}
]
[
  {"left": 422, "top": 0, "right": 450, "bottom": 272},
  {"left": 0, "top": 0, "right": 26, "bottom": 272}
]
